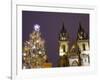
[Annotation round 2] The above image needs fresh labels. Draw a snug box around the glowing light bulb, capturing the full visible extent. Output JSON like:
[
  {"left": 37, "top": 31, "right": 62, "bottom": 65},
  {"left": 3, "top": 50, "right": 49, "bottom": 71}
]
[
  {"left": 23, "top": 53, "right": 26, "bottom": 56},
  {"left": 39, "top": 51, "right": 42, "bottom": 54},
  {"left": 36, "top": 40, "right": 39, "bottom": 43},
  {"left": 32, "top": 45, "right": 36, "bottom": 49}
]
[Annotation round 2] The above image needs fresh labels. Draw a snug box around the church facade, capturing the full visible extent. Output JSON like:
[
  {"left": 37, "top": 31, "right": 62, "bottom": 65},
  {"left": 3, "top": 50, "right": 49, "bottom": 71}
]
[{"left": 58, "top": 23, "right": 90, "bottom": 67}]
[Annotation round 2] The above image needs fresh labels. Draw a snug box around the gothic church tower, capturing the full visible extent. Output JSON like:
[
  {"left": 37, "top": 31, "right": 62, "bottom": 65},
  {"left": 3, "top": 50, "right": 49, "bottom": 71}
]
[
  {"left": 58, "top": 23, "right": 69, "bottom": 67},
  {"left": 77, "top": 23, "right": 90, "bottom": 66}
]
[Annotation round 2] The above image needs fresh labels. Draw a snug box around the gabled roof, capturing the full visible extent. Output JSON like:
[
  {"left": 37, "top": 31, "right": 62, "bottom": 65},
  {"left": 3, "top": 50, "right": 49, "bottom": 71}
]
[{"left": 68, "top": 42, "right": 81, "bottom": 57}]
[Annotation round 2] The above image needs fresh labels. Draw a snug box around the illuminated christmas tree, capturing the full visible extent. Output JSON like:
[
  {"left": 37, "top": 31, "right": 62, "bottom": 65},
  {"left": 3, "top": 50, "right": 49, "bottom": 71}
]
[{"left": 22, "top": 24, "right": 48, "bottom": 69}]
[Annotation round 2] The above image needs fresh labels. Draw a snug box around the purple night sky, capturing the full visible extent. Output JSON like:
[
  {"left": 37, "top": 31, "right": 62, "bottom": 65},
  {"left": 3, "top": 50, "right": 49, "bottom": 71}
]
[{"left": 22, "top": 11, "right": 89, "bottom": 67}]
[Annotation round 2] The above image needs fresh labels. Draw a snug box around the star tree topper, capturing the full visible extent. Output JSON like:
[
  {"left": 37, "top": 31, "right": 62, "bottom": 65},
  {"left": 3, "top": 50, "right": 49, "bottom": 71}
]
[{"left": 34, "top": 24, "right": 40, "bottom": 32}]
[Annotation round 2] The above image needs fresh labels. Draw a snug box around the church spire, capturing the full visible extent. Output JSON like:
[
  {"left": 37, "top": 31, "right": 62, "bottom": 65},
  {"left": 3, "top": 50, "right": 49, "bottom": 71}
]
[
  {"left": 78, "top": 22, "right": 84, "bottom": 33},
  {"left": 77, "top": 22, "right": 88, "bottom": 40},
  {"left": 60, "top": 22, "right": 66, "bottom": 33},
  {"left": 59, "top": 23, "right": 69, "bottom": 41}
]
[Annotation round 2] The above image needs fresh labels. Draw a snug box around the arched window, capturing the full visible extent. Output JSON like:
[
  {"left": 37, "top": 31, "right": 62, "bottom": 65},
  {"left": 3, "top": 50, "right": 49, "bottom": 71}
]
[
  {"left": 62, "top": 45, "right": 65, "bottom": 52},
  {"left": 82, "top": 44, "right": 86, "bottom": 50}
]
